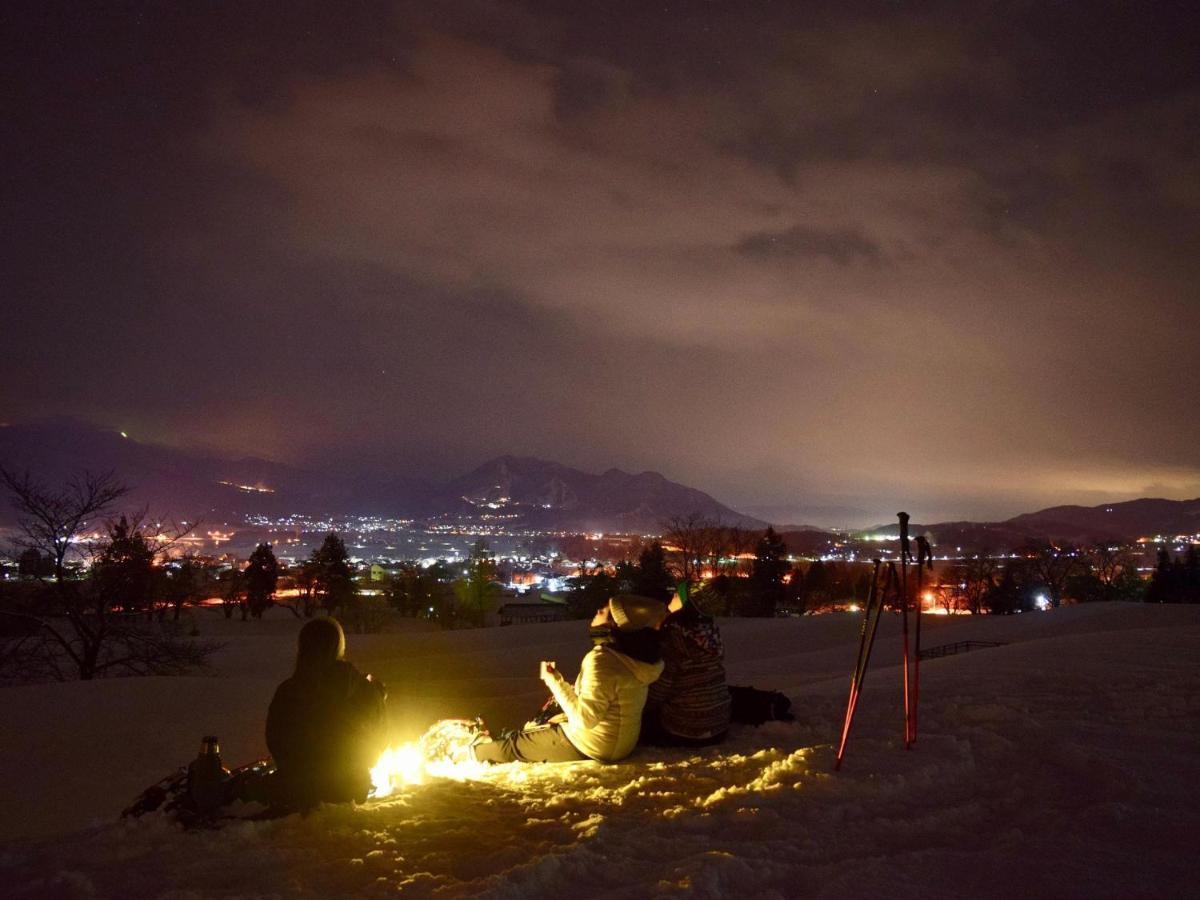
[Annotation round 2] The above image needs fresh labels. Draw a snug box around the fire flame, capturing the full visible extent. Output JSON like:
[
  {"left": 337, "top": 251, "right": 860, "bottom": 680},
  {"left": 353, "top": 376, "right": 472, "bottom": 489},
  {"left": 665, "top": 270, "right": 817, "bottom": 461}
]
[
  {"left": 369, "top": 744, "right": 426, "bottom": 797},
  {"left": 369, "top": 720, "right": 491, "bottom": 798}
]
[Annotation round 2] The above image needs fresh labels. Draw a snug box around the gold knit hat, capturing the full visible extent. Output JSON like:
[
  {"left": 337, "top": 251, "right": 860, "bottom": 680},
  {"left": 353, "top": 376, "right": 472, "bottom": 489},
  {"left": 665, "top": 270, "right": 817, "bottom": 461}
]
[{"left": 607, "top": 594, "right": 668, "bottom": 631}]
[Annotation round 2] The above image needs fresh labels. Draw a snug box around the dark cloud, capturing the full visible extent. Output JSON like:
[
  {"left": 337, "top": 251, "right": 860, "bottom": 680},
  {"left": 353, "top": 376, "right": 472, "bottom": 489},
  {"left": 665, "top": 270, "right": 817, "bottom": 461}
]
[
  {"left": 3, "top": 1, "right": 1199, "bottom": 523},
  {"left": 734, "top": 225, "right": 883, "bottom": 265}
]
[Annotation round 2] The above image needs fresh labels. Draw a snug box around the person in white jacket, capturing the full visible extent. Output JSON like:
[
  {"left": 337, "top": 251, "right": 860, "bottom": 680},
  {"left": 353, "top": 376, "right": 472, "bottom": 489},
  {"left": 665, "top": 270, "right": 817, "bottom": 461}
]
[{"left": 472, "top": 595, "right": 665, "bottom": 764}]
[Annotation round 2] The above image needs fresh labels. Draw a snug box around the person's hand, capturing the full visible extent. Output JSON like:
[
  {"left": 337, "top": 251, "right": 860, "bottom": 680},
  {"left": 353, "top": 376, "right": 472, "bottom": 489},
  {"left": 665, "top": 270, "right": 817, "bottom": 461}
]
[{"left": 539, "top": 660, "right": 557, "bottom": 682}]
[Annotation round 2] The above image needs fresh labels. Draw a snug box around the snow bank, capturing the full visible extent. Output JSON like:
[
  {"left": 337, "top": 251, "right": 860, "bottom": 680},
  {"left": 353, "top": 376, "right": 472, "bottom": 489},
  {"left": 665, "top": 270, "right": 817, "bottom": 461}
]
[{"left": 2, "top": 604, "right": 1199, "bottom": 897}]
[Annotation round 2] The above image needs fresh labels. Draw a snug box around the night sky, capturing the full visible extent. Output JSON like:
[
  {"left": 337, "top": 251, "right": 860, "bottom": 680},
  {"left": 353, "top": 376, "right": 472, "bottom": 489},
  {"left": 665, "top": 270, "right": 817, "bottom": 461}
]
[{"left": 4, "top": 1, "right": 1198, "bottom": 525}]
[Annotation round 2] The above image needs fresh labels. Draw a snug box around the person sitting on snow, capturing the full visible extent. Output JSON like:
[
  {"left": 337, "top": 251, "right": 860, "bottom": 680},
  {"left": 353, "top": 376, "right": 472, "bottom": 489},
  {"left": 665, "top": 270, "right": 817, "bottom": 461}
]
[
  {"left": 266, "top": 617, "right": 388, "bottom": 808},
  {"left": 471, "top": 595, "right": 665, "bottom": 764},
  {"left": 641, "top": 585, "right": 731, "bottom": 747}
]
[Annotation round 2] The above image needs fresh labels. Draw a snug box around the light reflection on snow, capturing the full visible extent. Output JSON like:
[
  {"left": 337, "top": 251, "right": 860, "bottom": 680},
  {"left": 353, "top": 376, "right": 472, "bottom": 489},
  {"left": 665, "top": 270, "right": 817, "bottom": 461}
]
[
  {"left": 369, "top": 738, "right": 490, "bottom": 797},
  {"left": 369, "top": 721, "right": 578, "bottom": 798},
  {"left": 368, "top": 744, "right": 426, "bottom": 796}
]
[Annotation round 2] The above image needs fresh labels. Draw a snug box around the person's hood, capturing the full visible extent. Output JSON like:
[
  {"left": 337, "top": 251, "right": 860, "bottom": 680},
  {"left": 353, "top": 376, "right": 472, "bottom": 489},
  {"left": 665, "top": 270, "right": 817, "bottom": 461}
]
[
  {"left": 297, "top": 657, "right": 362, "bottom": 696},
  {"left": 605, "top": 646, "right": 665, "bottom": 684}
]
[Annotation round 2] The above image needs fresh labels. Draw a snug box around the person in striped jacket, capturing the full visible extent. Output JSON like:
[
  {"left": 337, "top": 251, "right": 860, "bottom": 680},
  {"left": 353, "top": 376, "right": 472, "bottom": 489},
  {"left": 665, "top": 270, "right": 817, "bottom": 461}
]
[{"left": 641, "top": 588, "right": 731, "bottom": 747}]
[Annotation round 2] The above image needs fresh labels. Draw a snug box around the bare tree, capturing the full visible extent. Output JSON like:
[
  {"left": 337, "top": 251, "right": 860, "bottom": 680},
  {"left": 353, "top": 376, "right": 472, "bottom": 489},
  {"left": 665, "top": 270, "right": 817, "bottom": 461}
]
[
  {"left": 707, "top": 525, "right": 755, "bottom": 579},
  {"left": 946, "top": 556, "right": 1000, "bottom": 615},
  {"left": 1, "top": 467, "right": 127, "bottom": 582},
  {"left": 0, "top": 469, "right": 221, "bottom": 682},
  {"left": 1020, "top": 543, "right": 1086, "bottom": 608},
  {"left": 662, "top": 513, "right": 712, "bottom": 584},
  {"left": 1088, "top": 543, "right": 1135, "bottom": 587}
]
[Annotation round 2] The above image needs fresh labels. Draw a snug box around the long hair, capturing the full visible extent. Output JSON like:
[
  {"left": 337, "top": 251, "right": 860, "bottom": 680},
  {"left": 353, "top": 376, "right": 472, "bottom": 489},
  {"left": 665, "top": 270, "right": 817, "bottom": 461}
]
[
  {"left": 668, "top": 602, "right": 705, "bottom": 627},
  {"left": 295, "top": 617, "right": 345, "bottom": 676},
  {"left": 611, "top": 626, "right": 662, "bottom": 665}
]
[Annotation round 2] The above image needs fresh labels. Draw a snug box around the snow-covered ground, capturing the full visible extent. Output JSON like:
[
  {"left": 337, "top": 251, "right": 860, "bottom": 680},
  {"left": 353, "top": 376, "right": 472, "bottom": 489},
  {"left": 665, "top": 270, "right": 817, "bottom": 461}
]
[{"left": 2, "top": 603, "right": 1198, "bottom": 898}]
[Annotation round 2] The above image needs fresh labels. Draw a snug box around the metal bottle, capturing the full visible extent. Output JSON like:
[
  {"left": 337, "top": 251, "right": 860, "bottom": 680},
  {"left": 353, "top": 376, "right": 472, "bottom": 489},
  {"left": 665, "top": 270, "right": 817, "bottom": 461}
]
[{"left": 188, "top": 735, "right": 230, "bottom": 813}]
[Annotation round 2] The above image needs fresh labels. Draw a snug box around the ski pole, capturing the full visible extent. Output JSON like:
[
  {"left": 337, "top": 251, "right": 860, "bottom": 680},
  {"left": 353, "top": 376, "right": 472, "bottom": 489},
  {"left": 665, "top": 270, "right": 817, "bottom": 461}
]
[
  {"left": 835, "top": 560, "right": 886, "bottom": 770},
  {"left": 835, "top": 565, "right": 875, "bottom": 770},
  {"left": 845, "top": 563, "right": 892, "bottom": 747},
  {"left": 913, "top": 534, "right": 932, "bottom": 746},
  {"left": 836, "top": 560, "right": 881, "bottom": 759},
  {"left": 898, "top": 512, "right": 912, "bottom": 748},
  {"left": 850, "top": 561, "right": 883, "bottom": 686}
]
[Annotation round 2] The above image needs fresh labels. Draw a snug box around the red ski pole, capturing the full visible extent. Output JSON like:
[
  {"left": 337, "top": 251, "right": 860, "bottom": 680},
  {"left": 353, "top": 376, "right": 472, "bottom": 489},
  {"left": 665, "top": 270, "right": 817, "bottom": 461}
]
[
  {"left": 913, "top": 535, "right": 932, "bottom": 746},
  {"left": 898, "top": 512, "right": 912, "bottom": 749},
  {"left": 835, "top": 560, "right": 884, "bottom": 771}
]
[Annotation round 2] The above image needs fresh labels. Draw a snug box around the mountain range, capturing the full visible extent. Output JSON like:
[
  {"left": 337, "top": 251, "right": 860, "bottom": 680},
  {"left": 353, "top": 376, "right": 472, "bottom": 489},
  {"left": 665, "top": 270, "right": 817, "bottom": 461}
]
[
  {"left": 1, "top": 419, "right": 1196, "bottom": 545},
  {"left": 855, "top": 498, "right": 1200, "bottom": 551},
  {"left": 429, "top": 455, "right": 765, "bottom": 532},
  {"left": 0, "top": 420, "right": 761, "bottom": 532}
]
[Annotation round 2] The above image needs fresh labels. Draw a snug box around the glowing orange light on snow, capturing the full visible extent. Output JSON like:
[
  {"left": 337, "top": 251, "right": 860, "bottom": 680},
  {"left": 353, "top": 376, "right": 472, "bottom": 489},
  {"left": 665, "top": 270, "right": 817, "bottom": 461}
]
[
  {"left": 368, "top": 721, "right": 490, "bottom": 798},
  {"left": 369, "top": 744, "right": 426, "bottom": 796}
]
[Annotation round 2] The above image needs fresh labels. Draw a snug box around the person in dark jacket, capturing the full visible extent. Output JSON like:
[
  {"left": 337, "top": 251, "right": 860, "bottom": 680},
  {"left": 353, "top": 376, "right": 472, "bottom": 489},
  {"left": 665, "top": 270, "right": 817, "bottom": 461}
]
[
  {"left": 641, "top": 587, "right": 731, "bottom": 747},
  {"left": 266, "top": 617, "right": 388, "bottom": 808}
]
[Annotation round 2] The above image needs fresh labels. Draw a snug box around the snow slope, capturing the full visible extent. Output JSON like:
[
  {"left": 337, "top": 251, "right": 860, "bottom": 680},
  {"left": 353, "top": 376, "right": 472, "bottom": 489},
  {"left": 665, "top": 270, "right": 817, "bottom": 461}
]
[{"left": 2, "top": 604, "right": 1199, "bottom": 897}]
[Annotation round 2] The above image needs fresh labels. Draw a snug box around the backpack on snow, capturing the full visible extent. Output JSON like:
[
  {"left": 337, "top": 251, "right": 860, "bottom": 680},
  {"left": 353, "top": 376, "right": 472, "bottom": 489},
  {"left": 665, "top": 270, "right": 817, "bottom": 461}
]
[{"left": 728, "top": 685, "right": 795, "bottom": 725}]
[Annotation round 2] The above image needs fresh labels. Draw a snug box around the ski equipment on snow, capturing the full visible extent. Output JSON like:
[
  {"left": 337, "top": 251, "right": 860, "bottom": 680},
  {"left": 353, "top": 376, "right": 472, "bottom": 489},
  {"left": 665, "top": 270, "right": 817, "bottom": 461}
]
[
  {"left": 835, "top": 509, "right": 934, "bottom": 771},
  {"left": 123, "top": 745, "right": 279, "bottom": 828},
  {"left": 835, "top": 559, "right": 886, "bottom": 770},
  {"left": 898, "top": 512, "right": 913, "bottom": 749},
  {"left": 912, "top": 534, "right": 933, "bottom": 745}
]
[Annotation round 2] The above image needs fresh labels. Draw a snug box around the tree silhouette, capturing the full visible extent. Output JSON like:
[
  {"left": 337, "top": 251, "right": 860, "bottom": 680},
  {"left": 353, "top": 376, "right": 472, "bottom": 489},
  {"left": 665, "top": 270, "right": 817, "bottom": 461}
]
[
  {"left": 311, "top": 533, "right": 353, "bottom": 615},
  {"left": 244, "top": 543, "right": 279, "bottom": 619},
  {"left": 631, "top": 541, "right": 674, "bottom": 600},
  {"left": 163, "top": 556, "right": 207, "bottom": 623},
  {"left": 1146, "top": 546, "right": 1200, "bottom": 604},
  {"left": 745, "top": 527, "right": 788, "bottom": 616},
  {"left": 454, "top": 554, "right": 501, "bottom": 628},
  {"left": 92, "top": 515, "right": 156, "bottom": 618},
  {"left": 0, "top": 470, "right": 217, "bottom": 681}
]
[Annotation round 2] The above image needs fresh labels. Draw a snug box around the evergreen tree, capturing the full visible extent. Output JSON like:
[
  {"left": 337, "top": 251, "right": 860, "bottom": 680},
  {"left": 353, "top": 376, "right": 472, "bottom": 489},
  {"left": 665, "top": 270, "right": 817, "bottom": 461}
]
[
  {"left": 745, "top": 527, "right": 788, "bottom": 616},
  {"left": 92, "top": 515, "right": 156, "bottom": 617},
  {"left": 1145, "top": 548, "right": 1173, "bottom": 604},
  {"left": 244, "top": 543, "right": 279, "bottom": 619},
  {"left": 567, "top": 570, "right": 621, "bottom": 619},
  {"left": 454, "top": 553, "right": 501, "bottom": 628},
  {"left": 696, "top": 571, "right": 739, "bottom": 619},
  {"left": 311, "top": 532, "right": 353, "bottom": 615},
  {"left": 631, "top": 541, "right": 674, "bottom": 600}
]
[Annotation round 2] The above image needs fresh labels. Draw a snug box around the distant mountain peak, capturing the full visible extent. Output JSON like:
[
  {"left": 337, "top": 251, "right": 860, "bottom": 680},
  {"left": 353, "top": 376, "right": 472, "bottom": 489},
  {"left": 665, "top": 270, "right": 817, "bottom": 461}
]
[{"left": 433, "top": 456, "right": 764, "bottom": 532}]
